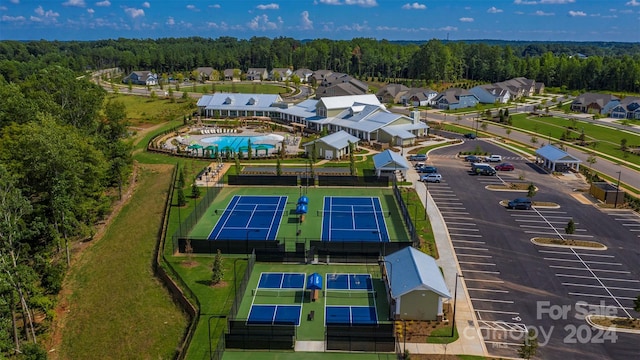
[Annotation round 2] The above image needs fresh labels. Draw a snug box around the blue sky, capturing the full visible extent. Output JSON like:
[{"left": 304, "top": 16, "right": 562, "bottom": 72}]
[{"left": 1, "top": 0, "right": 639, "bottom": 42}]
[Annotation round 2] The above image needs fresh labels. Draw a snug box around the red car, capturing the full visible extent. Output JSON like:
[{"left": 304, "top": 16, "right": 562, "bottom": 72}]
[{"left": 495, "top": 163, "right": 515, "bottom": 171}]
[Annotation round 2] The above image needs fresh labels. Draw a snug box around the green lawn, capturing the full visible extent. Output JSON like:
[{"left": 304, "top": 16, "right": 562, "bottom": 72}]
[
  {"left": 187, "top": 82, "right": 289, "bottom": 95},
  {"left": 106, "top": 92, "right": 196, "bottom": 126}
]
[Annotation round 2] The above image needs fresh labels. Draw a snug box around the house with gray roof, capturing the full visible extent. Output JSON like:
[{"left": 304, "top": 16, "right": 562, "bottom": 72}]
[
  {"left": 405, "top": 88, "right": 438, "bottom": 107},
  {"left": 315, "top": 72, "right": 368, "bottom": 99},
  {"left": 469, "top": 84, "right": 512, "bottom": 104},
  {"left": 433, "top": 88, "right": 479, "bottom": 110},
  {"left": 223, "top": 69, "right": 240, "bottom": 81},
  {"left": 372, "top": 150, "right": 411, "bottom": 178},
  {"left": 292, "top": 68, "right": 313, "bottom": 83},
  {"left": 609, "top": 97, "right": 640, "bottom": 119},
  {"left": 376, "top": 84, "right": 409, "bottom": 104},
  {"left": 195, "top": 67, "right": 215, "bottom": 81},
  {"left": 383, "top": 247, "right": 451, "bottom": 321},
  {"left": 122, "top": 71, "right": 158, "bottom": 86},
  {"left": 302, "top": 130, "right": 360, "bottom": 160},
  {"left": 571, "top": 93, "right": 620, "bottom": 114},
  {"left": 269, "top": 68, "right": 292, "bottom": 81},
  {"left": 246, "top": 68, "right": 268, "bottom": 81},
  {"left": 535, "top": 144, "right": 581, "bottom": 172}
]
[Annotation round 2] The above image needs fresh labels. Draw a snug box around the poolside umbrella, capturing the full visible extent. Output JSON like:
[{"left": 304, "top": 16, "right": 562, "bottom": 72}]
[
  {"left": 204, "top": 145, "right": 218, "bottom": 158},
  {"left": 221, "top": 146, "right": 234, "bottom": 158},
  {"left": 188, "top": 143, "right": 203, "bottom": 155},
  {"left": 255, "top": 144, "right": 269, "bottom": 156},
  {"left": 298, "top": 195, "right": 309, "bottom": 205},
  {"left": 307, "top": 273, "right": 322, "bottom": 290}
]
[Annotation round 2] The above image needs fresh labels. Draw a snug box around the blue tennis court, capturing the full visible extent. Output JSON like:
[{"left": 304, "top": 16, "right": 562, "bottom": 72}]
[
  {"left": 321, "top": 196, "right": 390, "bottom": 242},
  {"left": 326, "top": 273, "right": 373, "bottom": 290},
  {"left": 208, "top": 195, "right": 287, "bottom": 240},
  {"left": 325, "top": 306, "right": 377, "bottom": 325},
  {"left": 258, "top": 273, "right": 305, "bottom": 289},
  {"left": 248, "top": 305, "right": 302, "bottom": 325}
]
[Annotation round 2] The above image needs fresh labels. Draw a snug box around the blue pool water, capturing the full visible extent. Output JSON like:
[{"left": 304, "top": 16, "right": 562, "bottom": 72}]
[{"left": 200, "top": 135, "right": 281, "bottom": 152}]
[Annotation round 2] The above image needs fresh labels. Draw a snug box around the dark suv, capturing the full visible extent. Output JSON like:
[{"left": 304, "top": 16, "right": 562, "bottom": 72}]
[{"left": 507, "top": 198, "right": 532, "bottom": 210}]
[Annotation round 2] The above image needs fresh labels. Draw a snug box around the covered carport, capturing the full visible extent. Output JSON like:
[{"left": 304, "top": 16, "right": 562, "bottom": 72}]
[
  {"left": 535, "top": 144, "right": 581, "bottom": 172},
  {"left": 372, "top": 150, "right": 410, "bottom": 179}
]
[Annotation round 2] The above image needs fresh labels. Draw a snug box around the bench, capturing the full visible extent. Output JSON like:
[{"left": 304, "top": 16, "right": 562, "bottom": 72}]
[
  {"left": 307, "top": 310, "right": 315, "bottom": 321},
  {"left": 310, "top": 289, "right": 319, "bottom": 302}
]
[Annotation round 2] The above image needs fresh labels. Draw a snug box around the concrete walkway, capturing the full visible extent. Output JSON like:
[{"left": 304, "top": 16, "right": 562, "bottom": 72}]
[{"left": 401, "top": 139, "right": 488, "bottom": 357}]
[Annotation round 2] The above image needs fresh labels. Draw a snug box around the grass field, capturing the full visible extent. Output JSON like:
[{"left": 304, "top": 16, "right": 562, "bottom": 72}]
[
  {"left": 188, "top": 186, "right": 410, "bottom": 250},
  {"left": 105, "top": 93, "right": 196, "bottom": 126},
  {"left": 57, "top": 164, "right": 187, "bottom": 359}
]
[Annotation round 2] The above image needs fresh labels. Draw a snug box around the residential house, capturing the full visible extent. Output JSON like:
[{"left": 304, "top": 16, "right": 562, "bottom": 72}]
[
  {"left": 223, "top": 69, "right": 240, "bottom": 81},
  {"left": 269, "top": 68, "right": 292, "bottom": 81},
  {"left": 195, "top": 67, "right": 215, "bottom": 81},
  {"left": 309, "top": 69, "right": 334, "bottom": 86},
  {"left": 376, "top": 84, "right": 409, "bottom": 104},
  {"left": 571, "top": 93, "right": 620, "bottom": 114},
  {"left": 469, "top": 84, "right": 512, "bottom": 104},
  {"left": 405, "top": 88, "right": 438, "bottom": 107},
  {"left": 246, "top": 68, "right": 268, "bottom": 81},
  {"left": 383, "top": 247, "right": 451, "bottom": 321},
  {"left": 122, "top": 71, "right": 158, "bottom": 86},
  {"left": 315, "top": 72, "right": 368, "bottom": 99},
  {"left": 433, "top": 88, "right": 479, "bottom": 110},
  {"left": 302, "top": 130, "right": 360, "bottom": 160},
  {"left": 292, "top": 68, "right": 313, "bottom": 83},
  {"left": 609, "top": 97, "right": 640, "bottom": 119},
  {"left": 196, "top": 93, "right": 283, "bottom": 118}
]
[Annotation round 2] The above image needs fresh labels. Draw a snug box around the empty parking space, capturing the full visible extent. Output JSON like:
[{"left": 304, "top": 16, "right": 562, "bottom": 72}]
[{"left": 607, "top": 210, "right": 640, "bottom": 237}]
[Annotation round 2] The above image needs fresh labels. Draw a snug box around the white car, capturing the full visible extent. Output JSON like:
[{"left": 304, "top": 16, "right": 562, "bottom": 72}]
[
  {"left": 420, "top": 173, "right": 442, "bottom": 183},
  {"left": 485, "top": 154, "right": 503, "bottom": 162}
]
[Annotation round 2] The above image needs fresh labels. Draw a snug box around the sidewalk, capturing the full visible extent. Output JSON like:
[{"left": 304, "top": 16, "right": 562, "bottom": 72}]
[{"left": 402, "top": 140, "right": 488, "bottom": 357}]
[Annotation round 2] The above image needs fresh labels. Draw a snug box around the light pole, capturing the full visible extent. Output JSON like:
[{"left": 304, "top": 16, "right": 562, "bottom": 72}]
[
  {"left": 451, "top": 273, "right": 463, "bottom": 337},
  {"left": 245, "top": 229, "right": 259, "bottom": 255},
  {"left": 614, "top": 171, "right": 622, "bottom": 208}
]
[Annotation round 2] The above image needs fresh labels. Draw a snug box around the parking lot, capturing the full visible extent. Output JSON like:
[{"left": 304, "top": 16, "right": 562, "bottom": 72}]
[{"left": 423, "top": 139, "right": 640, "bottom": 359}]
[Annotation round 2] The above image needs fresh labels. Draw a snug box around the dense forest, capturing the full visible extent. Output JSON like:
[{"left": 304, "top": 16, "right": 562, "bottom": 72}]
[
  {"left": 0, "top": 37, "right": 639, "bottom": 93},
  {"left": 0, "top": 36, "right": 639, "bottom": 359}
]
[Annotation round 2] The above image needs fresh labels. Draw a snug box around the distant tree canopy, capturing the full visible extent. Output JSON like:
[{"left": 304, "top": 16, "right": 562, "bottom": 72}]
[{"left": 0, "top": 37, "right": 639, "bottom": 92}]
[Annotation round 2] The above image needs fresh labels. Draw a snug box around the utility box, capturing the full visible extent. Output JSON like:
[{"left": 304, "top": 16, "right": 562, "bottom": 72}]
[{"left": 589, "top": 182, "right": 624, "bottom": 205}]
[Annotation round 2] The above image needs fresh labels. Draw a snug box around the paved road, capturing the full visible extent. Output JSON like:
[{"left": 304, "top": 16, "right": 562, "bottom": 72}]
[{"left": 420, "top": 139, "right": 640, "bottom": 359}]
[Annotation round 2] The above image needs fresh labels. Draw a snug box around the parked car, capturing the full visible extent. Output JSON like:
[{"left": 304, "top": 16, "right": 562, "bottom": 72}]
[
  {"left": 471, "top": 163, "right": 497, "bottom": 176},
  {"left": 495, "top": 163, "right": 515, "bottom": 171},
  {"left": 414, "top": 162, "right": 426, "bottom": 169},
  {"left": 417, "top": 166, "right": 438, "bottom": 174},
  {"left": 464, "top": 133, "right": 477, "bottom": 139},
  {"left": 409, "top": 154, "right": 427, "bottom": 161},
  {"left": 464, "top": 155, "right": 483, "bottom": 162},
  {"left": 507, "top": 198, "right": 532, "bottom": 210},
  {"left": 485, "top": 154, "right": 503, "bottom": 162},
  {"left": 421, "top": 173, "right": 442, "bottom": 183}
]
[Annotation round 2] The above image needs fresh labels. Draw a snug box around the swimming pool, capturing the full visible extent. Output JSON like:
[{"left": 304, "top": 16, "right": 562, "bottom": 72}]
[{"left": 200, "top": 134, "right": 283, "bottom": 152}]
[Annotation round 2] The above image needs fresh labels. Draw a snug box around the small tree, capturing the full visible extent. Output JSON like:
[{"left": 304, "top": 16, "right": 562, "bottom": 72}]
[
  {"left": 348, "top": 141, "right": 356, "bottom": 176},
  {"left": 211, "top": 249, "right": 224, "bottom": 285},
  {"left": 621, "top": 138, "right": 628, "bottom": 152},
  {"left": 633, "top": 295, "right": 640, "bottom": 315},
  {"left": 565, "top": 218, "right": 575, "bottom": 234},
  {"left": 527, "top": 183, "right": 537, "bottom": 199},
  {"left": 177, "top": 188, "right": 187, "bottom": 206},
  {"left": 234, "top": 153, "right": 240, "bottom": 175},
  {"left": 276, "top": 158, "right": 282, "bottom": 176},
  {"left": 177, "top": 167, "right": 185, "bottom": 189},
  {"left": 518, "top": 329, "right": 538, "bottom": 360},
  {"left": 247, "top": 139, "right": 252, "bottom": 161},
  {"left": 191, "top": 182, "right": 201, "bottom": 199},
  {"left": 505, "top": 128, "right": 512, "bottom": 139},
  {"left": 480, "top": 122, "right": 488, "bottom": 131}
]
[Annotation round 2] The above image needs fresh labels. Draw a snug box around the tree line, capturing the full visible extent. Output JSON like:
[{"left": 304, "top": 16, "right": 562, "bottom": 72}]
[
  {"left": 0, "top": 65, "right": 132, "bottom": 357},
  {"left": 0, "top": 37, "right": 639, "bottom": 93}
]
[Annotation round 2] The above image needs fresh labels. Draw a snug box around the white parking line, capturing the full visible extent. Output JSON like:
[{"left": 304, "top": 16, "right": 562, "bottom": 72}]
[
  {"left": 463, "top": 270, "right": 500, "bottom": 274},
  {"left": 457, "top": 253, "right": 493, "bottom": 258},
  {"left": 475, "top": 309, "right": 519, "bottom": 315},
  {"left": 515, "top": 219, "right": 577, "bottom": 224},
  {"left": 524, "top": 231, "right": 594, "bottom": 238},
  {"left": 471, "top": 298, "right": 514, "bottom": 304},
  {"left": 574, "top": 253, "right": 615, "bottom": 258},
  {"left": 568, "top": 292, "right": 637, "bottom": 301},
  {"left": 439, "top": 211, "right": 470, "bottom": 215},
  {"left": 556, "top": 274, "right": 639, "bottom": 282},
  {"left": 543, "top": 257, "right": 622, "bottom": 266},
  {"left": 446, "top": 221, "right": 477, "bottom": 226},
  {"left": 484, "top": 341, "right": 522, "bottom": 347},
  {"left": 549, "top": 265, "right": 630, "bottom": 274},
  {"left": 459, "top": 261, "right": 496, "bottom": 266},
  {"left": 450, "top": 233, "right": 484, "bottom": 237},
  {"left": 622, "top": 223, "right": 640, "bottom": 227},
  {"left": 561, "top": 283, "right": 640, "bottom": 292},
  {"left": 448, "top": 227, "right": 480, "bottom": 232},
  {"left": 442, "top": 215, "right": 475, "bottom": 220},
  {"left": 538, "top": 249, "right": 573, "bottom": 255},
  {"left": 455, "top": 246, "right": 489, "bottom": 251},
  {"left": 437, "top": 206, "right": 467, "bottom": 210},
  {"left": 467, "top": 288, "right": 508, "bottom": 293},
  {"left": 464, "top": 278, "right": 504, "bottom": 283},
  {"left": 452, "top": 239, "right": 486, "bottom": 244}
]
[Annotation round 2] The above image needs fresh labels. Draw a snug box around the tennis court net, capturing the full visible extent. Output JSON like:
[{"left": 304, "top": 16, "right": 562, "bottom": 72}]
[
  {"left": 214, "top": 208, "right": 283, "bottom": 216},
  {"left": 252, "top": 289, "right": 302, "bottom": 297},
  {"left": 323, "top": 290, "right": 377, "bottom": 298},
  {"left": 316, "top": 210, "right": 390, "bottom": 217}
]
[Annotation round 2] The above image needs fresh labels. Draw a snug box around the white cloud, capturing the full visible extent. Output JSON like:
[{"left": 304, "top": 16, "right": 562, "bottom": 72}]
[
  {"left": 626, "top": 0, "right": 640, "bottom": 6},
  {"left": 34, "top": 5, "right": 60, "bottom": 18},
  {"left": 534, "top": 10, "right": 554, "bottom": 16},
  {"left": 459, "top": 17, "right": 474, "bottom": 22},
  {"left": 401, "top": 2, "right": 426, "bottom": 10},
  {"left": 514, "top": 0, "right": 538, "bottom": 4},
  {"left": 248, "top": 14, "right": 281, "bottom": 30},
  {"left": 9, "top": 0, "right": 20, "bottom": 4},
  {"left": 540, "top": 0, "right": 575, "bottom": 3},
  {"left": 166, "top": 16, "right": 175, "bottom": 25},
  {"left": 142, "top": 2, "right": 150, "bottom": 8},
  {"left": 0, "top": 6, "right": 7, "bottom": 10},
  {"left": 439, "top": 25, "right": 457, "bottom": 31},
  {"left": 95, "top": 1, "right": 110, "bottom": 7},
  {"left": 487, "top": 7, "right": 503, "bottom": 13},
  {"left": 257, "top": 3, "right": 279, "bottom": 10},
  {"left": 63, "top": 0, "right": 86, "bottom": 6},
  {"left": 515, "top": 11, "right": 524, "bottom": 15},
  {"left": 206, "top": 21, "right": 229, "bottom": 30},
  {"left": 124, "top": 7, "right": 144, "bottom": 18},
  {"left": 87, "top": 8, "right": 94, "bottom": 14},
  {"left": 186, "top": 4, "right": 199, "bottom": 11},
  {"left": 299, "top": 10, "right": 313, "bottom": 29},
  {"left": 2, "top": 15, "right": 25, "bottom": 21},
  {"left": 209, "top": 4, "right": 221, "bottom": 8},
  {"left": 337, "top": 21, "right": 371, "bottom": 32},
  {"left": 568, "top": 10, "right": 586, "bottom": 16}
]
